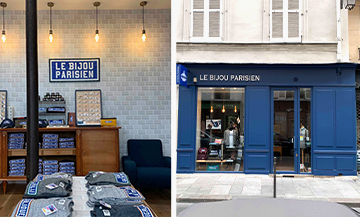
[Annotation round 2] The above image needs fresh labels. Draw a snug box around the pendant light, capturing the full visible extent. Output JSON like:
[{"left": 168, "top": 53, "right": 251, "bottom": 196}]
[
  {"left": 140, "top": 1, "right": 147, "bottom": 42},
  {"left": 94, "top": 2, "right": 100, "bottom": 42},
  {"left": 222, "top": 89, "right": 225, "bottom": 113},
  {"left": 48, "top": 2, "right": 54, "bottom": 42},
  {"left": 234, "top": 88, "right": 237, "bottom": 113},
  {"left": 210, "top": 106, "right": 213, "bottom": 113},
  {"left": 0, "top": 2, "right": 6, "bottom": 43}
]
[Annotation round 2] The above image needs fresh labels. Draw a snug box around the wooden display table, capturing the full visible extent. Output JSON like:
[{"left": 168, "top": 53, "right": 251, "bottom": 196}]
[{"left": 0, "top": 127, "right": 121, "bottom": 194}]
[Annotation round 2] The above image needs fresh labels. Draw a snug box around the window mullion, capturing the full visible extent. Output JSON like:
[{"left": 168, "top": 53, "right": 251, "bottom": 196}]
[
  {"left": 204, "top": 0, "right": 210, "bottom": 38},
  {"left": 283, "top": 0, "right": 288, "bottom": 41}
]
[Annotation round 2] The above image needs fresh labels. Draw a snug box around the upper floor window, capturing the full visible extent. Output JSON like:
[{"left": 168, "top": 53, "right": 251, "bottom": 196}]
[
  {"left": 271, "top": 0, "right": 301, "bottom": 42},
  {"left": 191, "top": 0, "right": 222, "bottom": 42}
]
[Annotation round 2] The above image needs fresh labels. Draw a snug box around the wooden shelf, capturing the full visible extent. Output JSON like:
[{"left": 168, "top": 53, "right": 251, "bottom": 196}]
[
  {"left": 8, "top": 148, "right": 76, "bottom": 157},
  {"left": 39, "top": 101, "right": 65, "bottom": 104},
  {"left": 0, "top": 176, "right": 26, "bottom": 181}
]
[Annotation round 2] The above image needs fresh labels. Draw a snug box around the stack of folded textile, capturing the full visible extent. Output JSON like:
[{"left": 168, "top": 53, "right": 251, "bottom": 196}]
[
  {"left": 8, "top": 133, "right": 24, "bottom": 149},
  {"left": 59, "top": 137, "right": 75, "bottom": 148},
  {"left": 59, "top": 162, "right": 75, "bottom": 175},
  {"left": 42, "top": 160, "right": 58, "bottom": 175},
  {"left": 11, "top": 172, "right": 75, "bottom": 217},
  {"left": 42, "top": 134, "right": 58, "bottom": 149},
  {"left": 85, "top": 171, "right": 156, "bottom": 217},
  {"left": 8, "top": 158, "right": 25, "bottom": 176}
]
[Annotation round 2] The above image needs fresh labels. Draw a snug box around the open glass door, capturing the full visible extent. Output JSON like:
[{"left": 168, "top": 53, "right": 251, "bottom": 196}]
[
  {"left": 273, "top": 89, "right": 296, "bottom": 172},
  {"left": 299, "top": 88, "right": 311, "bottom": 173}
]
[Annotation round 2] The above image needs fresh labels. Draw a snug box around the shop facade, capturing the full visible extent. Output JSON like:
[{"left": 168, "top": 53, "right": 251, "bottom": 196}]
[{"left": 177, "top": 63, "right": 357, "bottom": 176}]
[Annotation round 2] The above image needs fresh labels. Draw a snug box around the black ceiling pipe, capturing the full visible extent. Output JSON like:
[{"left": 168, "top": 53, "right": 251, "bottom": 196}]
[{"left": 26, "top": 0, "right": 39, "bottom": 182}]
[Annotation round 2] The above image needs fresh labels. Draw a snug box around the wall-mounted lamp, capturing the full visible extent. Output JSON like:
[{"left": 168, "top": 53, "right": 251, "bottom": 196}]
[
  {"left": 0, "top": 2, "right": 6, "bottom": 43},
  {"left": 94, "top": 2, "right": 100, "bottom": 42},
  {"left": 193, "top": 77, "right": 197, "bottom": 83},
  {"left": 48, "top": 2, "right": 54, "bottom": 42},
  {"left": 341, "top": 0, "right": 356, "bottom": 10},
  {"left": 140, "top": 1, "right": 147, "bottom": 42}
]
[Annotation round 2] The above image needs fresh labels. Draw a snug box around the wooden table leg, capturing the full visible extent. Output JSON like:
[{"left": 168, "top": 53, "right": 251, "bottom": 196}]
[{"left": 2, "top": 181, "right": 7, "bottom": 194}]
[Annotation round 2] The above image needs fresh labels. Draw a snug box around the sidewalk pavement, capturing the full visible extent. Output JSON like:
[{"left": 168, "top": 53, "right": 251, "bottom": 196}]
[{"left": 176, "top": 174, "right": 360, "bottom": 204}]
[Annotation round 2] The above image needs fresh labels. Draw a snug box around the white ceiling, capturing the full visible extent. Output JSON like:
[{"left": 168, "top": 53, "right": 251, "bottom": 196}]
[{"left": 4, "top": 0, "right": 171, "bottom": 10}]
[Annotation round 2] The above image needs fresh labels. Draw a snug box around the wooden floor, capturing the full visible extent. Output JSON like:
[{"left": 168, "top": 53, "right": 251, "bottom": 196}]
[
  {"left": 0, "top": 183, "right": 171, "bottom": 217},
  {"left": 0, "top": 183, "right": 26, "bottom": 217}
]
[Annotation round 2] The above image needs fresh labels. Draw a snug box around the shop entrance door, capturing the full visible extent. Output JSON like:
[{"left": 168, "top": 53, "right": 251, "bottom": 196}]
[
  {"left": 272, "top": 88, "right": 297, "bottom": 173},
  {"left": 271, "top": 88, "right": 312, "bottom": 174}
]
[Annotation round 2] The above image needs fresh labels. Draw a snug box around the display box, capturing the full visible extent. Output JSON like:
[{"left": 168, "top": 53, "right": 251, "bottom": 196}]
[
  {"left": 101, "top": 118, "right": 117, "bottom": 127},
  {"left": 75, "top": 89, "right": 102, "bottom": 127}
]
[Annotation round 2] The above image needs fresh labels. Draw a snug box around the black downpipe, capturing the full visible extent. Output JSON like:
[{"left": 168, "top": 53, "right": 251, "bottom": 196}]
[{"left": 26, "top": 0, "right": 39, "bottom": 182}]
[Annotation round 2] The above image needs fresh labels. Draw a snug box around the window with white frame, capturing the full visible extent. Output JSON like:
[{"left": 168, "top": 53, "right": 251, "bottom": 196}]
[
  {"left": 191, "top": 0, "right": 222, "bottom": 42},
  {"left": 270, "top": 0, "right": 301, "bottom": 42}
]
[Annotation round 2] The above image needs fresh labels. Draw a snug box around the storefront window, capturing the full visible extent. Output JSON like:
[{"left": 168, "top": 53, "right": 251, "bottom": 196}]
[
  {"left": 300, "top": 88, "right": 311, "bottom": 173},
  {"left": 195, "top": 87, "right": 245, "bottom": 172}
]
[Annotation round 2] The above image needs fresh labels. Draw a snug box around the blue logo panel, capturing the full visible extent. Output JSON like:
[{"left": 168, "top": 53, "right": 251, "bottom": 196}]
[
  {"left": 136, "top": 205, "right": 154, "bottom": 217},
  {"left": 114, "top": 173, "right": 130, "bottom": 184},
  {"left": 176, "top": 64, "right": 188, "bottom": 87},
  {"left": 121, "top": 187, "right": 143, "bottom": 199},
  {"left": 49, "top": 58, "right": 100, "bottom": 82},
  {"left": 16, "top": 199, "right": 33, "bottom": 217},
  {"left": 26, "top": 182, "right": 39, "bottom": 196}
]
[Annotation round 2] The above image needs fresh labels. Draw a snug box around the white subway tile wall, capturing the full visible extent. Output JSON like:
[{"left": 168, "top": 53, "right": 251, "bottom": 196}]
[{"left": 0, "top": 9, "right": 171, "bottom": 165}]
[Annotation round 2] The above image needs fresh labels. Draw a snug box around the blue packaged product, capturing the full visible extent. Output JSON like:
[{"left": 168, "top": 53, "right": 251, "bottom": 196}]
[
  {"left": 59, "top": 170, "right": 75, "bottom": 175},
  {"left": 42, "top": 142, "right": 58, "bottom": 146},
  {"left": 59, "top": 166, "right": 75, "bottom": 170},
  {"left": 59, "top": 162, "right": 75, "bottom": 166},
  {"left": 39, "top": 159, "right": 43, "bottom": 162},
  {"left": 42, "top": 134, "right": 58, "bottom": 139},
  {"left": 59, "top": 142, "right": 74, "bottom": 146},
  {"left": 43, "top": 160, "right": 58, "bottom": 165},
  {"left": 39, "top": 107, "right": 47, "bottom": 112},
  {"left": 9, "top": 159, "right": 25, "bottom": 164},
  {"left": 8, "top": 141, "right": 25, "bottom": 145},
  {"left": 10, "top": 163, "right": 25, "bottom": 168},
  {"left": 43, "top": 172, "right": 56, "bottom": 175},
  {"left": 59, "top": 138, "right": 74, "bottom": 142},
  {"left": 43, "top": 138, "right": 58, "bottom": 143},
  {"left": 8, "top": 146, "right": 24, "bottom": 149},
  {"left": 9, "top": 133, "right": 25, "bottom": 138},
  {"left": 44, "top": 168, "right": 58, "bottom": 172},
  {"left": 42, "top": 146, "right": 58, "bottom": 149},
  {"left": 9, "top": 173, "right": 25, "bottom": 176},
  {"left": 11, "top": 166, "right": 26, "bottom": 170},
  {"left": 59, "top": 145, "right": 75, "bottom": 149},
  {"left": 43, "top": 164, "right": 58, "bottom": 169},
  {"left": 9, "top": 170, "right": 25, "bottom": 174},
  {"left": 9, "top": 138, "right": 25, "bottom": 142}
]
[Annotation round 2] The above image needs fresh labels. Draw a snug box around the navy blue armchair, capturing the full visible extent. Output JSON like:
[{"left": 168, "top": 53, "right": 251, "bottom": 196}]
[{"left": 122, "top": 139, "right": 171, "bottom": 189}]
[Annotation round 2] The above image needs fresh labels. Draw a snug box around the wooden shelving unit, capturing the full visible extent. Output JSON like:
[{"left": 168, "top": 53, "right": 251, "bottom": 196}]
[{"left": 0, "top": 127, "right": 121, "bottom": 194}]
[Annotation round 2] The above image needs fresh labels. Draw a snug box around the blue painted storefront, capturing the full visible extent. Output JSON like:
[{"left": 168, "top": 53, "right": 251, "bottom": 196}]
[{"left": 177, "top": 64, "right": 357, "bottom": 176}]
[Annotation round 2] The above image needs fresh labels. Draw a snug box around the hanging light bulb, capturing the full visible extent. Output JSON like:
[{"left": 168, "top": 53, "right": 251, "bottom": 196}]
[
  {"left": 1, "top": 2, "right": 6, "bottom": 43},
  {"left": 234, "top": 105, "right": 237, "bottom": 113},
  {"left": 142, "top": 29, "right": 146, "bottom": 42},
  {"left": 1, "top": 30, "right": 5, "bottom": 43},
  {"left": 222, "top": 105, "right": 225, "bottom": 113},
  {"left": 49, "top": 30, "right": 53, "bottom": 42},
  {"left": 95, "top": 30, "right": 99, "bottom": 42},
  {"left": 93, "top": 2, "right": 100, "bottom": 42},
  {"left": 140, "top": 1, "right": 147, "bottom": 42},
  {"left": 210, "top": 106, "right": 213, "bottom": 113},
  {"left": 48, "top": 2, "right": 54, "bottom": 42}
]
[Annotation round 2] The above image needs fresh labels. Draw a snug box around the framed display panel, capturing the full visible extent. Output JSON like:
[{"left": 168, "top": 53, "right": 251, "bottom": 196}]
[
  {"left": 75, "top": 90, "right": 102, "bottom": 127},
  {"left": 0, "top": 90, "right": 7, "bottom": 122}
]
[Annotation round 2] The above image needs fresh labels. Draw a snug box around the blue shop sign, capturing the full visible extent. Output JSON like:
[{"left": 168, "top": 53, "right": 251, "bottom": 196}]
[
  {"left": 49, "top": 58, "right": 100, "bottom": 82},
  {"left": 176, "top": 64, "right": 188, "bottom": 87}
]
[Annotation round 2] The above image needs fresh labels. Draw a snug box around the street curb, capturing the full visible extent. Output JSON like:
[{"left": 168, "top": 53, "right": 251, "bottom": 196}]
[{"left": 177, "top": 194, "right": 232, "bottom": 203}]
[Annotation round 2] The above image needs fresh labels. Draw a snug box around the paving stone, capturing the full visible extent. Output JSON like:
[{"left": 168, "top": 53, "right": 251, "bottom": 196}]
[{"left": 209, "top": 185, "right": 232, "bottom": 195}]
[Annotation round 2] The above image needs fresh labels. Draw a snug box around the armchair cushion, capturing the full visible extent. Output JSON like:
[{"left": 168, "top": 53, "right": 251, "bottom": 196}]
[
  {"left": 137, "top": 167, "right": 171, "bottom": 189},
  {"left": 122, "top": 156, "right": 137, "bottom": 185},
  {"left": 127, "top": 139, "right": 164, "bottom": 167},
  {"left": 164, "top": 157, "right": 171, "bottom": 168}
]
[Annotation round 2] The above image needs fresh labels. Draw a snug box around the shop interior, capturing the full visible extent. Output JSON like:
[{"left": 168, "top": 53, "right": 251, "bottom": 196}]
[
  {"left": 273, "top": 89, "right": 311, "bottom": 173},
  {"left": 196, "top": 87, "right": 245, "bottom": 172}
]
